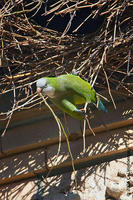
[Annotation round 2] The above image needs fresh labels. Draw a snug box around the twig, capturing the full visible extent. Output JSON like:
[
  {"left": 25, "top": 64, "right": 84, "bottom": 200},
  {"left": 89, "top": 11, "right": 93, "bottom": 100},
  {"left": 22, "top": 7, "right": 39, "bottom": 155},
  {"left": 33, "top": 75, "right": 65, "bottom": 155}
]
[
  {"left": 5, "top": 94, "right": 39, "bottom": 115},
  {"left": 127, "top": 48, "right": 131, "bottom": 76},
  {"left": 0, "top": 0, "right": 132, "bottom": 131},
  {"left": 39, "top": 93, "right": 77, "bottom": 188},
  {"left": 1, "top": 66, "right": 16, "bottom": 137},
  {"left": 103, "top": 67, "right": 116, "bottom": 109},
  {"left": 85, "top": 116, "right": 95, "bottom": 137},
  {"left": 83, "top": 102, "right": 88, "bottom": 153},
  {"left": 40, "top": 93, "right": 62, "bottom": 159}
]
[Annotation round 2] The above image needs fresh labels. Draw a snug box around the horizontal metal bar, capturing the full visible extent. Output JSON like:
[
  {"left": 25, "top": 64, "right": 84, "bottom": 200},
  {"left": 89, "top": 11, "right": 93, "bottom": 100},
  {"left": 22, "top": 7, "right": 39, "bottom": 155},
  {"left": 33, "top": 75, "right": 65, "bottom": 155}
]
[
  {"left": 0, "top": 146, "right": 133, "bottom": 186},
  {"left": 0, "top": 118, "right": 133, "bottom": 159}
]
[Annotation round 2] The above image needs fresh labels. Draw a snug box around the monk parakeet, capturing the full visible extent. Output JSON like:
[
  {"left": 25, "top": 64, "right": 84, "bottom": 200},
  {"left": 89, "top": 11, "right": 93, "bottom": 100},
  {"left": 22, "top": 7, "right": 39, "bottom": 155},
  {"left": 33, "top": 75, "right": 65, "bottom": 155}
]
[{"left": 36, "top": 74, "right": 107, "bottom": 120}]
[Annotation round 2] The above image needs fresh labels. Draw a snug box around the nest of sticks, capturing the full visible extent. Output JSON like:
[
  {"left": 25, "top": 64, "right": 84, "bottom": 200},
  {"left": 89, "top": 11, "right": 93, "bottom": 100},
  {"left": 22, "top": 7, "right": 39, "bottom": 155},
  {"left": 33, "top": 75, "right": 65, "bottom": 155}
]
[{"left": 0, "top": 0, "right": 133, "bottom": 119}]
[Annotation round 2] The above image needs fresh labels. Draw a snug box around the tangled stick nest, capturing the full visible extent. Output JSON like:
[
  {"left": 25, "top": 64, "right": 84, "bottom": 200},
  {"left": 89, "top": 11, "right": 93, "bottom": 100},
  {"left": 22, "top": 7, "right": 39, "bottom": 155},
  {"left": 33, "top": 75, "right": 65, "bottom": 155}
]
[{"left": 0, "top": 0, "right": 133, "bottom": 120}]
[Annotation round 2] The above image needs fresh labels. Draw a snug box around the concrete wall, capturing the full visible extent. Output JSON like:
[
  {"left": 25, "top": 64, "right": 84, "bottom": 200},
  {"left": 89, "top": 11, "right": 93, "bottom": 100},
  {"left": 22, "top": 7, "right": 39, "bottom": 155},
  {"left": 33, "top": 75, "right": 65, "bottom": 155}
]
[{"left": 0, "top": 99, "right": 133, "bottom": 199}]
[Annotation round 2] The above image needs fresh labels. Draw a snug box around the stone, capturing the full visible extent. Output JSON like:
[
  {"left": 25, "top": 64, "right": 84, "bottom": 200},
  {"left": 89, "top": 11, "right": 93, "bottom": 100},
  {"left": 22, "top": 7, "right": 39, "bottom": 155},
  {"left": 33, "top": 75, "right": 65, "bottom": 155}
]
[
  {"left": 106, "top": 180, "right": 126, "bottom": 199},
  {"left": 65, "top": 191, "right": 81, "bottom": 200},
  {"left": 130, "top": 177, "right": 133, "bottom": 186},
  {"left": 43, "top": 193, "right": 66, "bottom": 200},
  {"left": 117, "top": 168, "right": 127, "bottom": 177},
  {"left": 79, "top": 189, "right": 106, "bottom": 200},
  {"left": 118, "top": 167, "right": 133, "bottom": 178},
  {"left": 119, "top": 193, "right": 133, "bottom": 200},
  {"left": 43, "top": 191, "right": 81, "bottom": 200}
]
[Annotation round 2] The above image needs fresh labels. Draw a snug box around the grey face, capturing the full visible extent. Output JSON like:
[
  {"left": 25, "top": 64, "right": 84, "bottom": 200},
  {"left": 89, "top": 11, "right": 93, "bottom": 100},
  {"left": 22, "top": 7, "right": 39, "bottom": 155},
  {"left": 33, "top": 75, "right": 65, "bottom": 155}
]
[
  {"left": 36, "top": 78, "right": 47, "bottom": 89},
  {"left": 36, "top": 78, "right": 55, "bottom": 98}
]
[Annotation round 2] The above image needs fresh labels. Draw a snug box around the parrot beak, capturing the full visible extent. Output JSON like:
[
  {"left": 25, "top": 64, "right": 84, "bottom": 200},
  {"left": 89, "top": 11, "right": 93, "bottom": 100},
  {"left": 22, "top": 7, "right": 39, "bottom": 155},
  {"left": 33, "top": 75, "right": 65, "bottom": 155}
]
[{"left": 37, "top": 87, "right": 42, "bottom": 94}]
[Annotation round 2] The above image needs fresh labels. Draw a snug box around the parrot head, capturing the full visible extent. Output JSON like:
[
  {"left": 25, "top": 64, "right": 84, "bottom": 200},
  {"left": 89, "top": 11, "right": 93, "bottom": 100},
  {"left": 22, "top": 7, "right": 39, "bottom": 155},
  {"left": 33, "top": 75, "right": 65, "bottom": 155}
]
[{"left": 36, "top": 78, "right": 55, "bottom": 98}]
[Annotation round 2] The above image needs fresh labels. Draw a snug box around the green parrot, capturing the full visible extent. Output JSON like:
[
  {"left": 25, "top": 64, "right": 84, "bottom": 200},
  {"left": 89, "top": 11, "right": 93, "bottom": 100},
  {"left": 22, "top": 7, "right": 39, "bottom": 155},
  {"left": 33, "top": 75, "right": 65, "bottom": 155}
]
[{"left": 36, "top": 74, "right": 107, "bottom": 120}]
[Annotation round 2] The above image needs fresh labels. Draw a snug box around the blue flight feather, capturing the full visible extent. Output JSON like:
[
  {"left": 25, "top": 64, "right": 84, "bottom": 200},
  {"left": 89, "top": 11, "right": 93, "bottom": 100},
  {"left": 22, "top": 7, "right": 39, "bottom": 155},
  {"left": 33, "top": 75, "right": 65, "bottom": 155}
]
[{"left": 98, "top": 99, "right": 108, "bottom": 113}]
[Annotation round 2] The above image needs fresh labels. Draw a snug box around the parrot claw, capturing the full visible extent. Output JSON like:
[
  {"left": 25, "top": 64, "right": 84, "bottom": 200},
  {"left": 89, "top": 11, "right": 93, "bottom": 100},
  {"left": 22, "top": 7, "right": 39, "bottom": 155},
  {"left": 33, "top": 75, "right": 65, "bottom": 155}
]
[{"left": 79, "top": 108, "right": 94, "bottom": 119}]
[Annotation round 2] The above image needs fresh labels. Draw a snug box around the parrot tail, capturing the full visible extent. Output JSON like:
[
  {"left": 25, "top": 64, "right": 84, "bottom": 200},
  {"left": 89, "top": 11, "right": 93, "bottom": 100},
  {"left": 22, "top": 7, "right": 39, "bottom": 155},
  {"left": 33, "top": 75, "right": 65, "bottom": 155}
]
[{"left": 97, "top": 98, "right": 108, "bottom": 113}]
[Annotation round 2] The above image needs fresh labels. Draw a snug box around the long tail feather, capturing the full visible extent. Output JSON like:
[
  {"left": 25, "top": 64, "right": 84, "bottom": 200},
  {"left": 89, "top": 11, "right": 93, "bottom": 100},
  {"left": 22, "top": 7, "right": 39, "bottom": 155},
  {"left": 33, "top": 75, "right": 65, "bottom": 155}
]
[
  {"left": 98, "top": 99, "right": 108, "bottom": 113},
  {"left": 96, "top": 95, "right": 108, "bottom": 113}
]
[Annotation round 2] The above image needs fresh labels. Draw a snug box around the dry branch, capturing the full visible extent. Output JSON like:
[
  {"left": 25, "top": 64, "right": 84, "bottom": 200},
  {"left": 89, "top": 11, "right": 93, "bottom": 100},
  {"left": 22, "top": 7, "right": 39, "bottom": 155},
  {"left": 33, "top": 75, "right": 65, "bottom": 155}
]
[{"left": 0, "top": 0, "right": 133, "bottom": 120}]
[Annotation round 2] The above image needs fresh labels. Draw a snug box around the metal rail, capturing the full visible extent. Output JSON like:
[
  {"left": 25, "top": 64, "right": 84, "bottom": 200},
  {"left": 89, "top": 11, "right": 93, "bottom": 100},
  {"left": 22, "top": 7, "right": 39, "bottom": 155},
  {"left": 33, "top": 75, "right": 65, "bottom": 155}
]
[
  {"left": 0, "top": 118, "right": 133, "bottom": 159},
  {"left": 0, "top": 146, "right": 133, "bottom": 186}
]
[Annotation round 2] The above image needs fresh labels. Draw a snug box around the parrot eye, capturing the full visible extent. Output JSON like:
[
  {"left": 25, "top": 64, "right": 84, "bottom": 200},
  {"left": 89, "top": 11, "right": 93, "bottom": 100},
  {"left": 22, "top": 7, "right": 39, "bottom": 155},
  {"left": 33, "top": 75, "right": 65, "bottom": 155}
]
[{"left": 44, "top": 83, "right": 48, "bottom": 88}]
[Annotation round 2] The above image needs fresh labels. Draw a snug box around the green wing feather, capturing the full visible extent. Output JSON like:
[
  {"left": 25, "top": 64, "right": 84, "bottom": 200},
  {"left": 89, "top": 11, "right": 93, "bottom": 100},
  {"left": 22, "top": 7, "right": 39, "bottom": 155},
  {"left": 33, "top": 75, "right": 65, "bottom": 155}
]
[
  {"left": 57, "top": 74, "right": 96, "bottom": 104},
  {"left": 50, "top": 97, "right": 83, "bottom": 120}
]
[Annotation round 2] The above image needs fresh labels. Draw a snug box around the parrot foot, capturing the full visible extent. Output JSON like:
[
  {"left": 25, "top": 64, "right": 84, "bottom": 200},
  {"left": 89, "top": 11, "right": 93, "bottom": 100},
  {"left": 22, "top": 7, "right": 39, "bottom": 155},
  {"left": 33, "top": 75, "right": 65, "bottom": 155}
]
[
  {"left": 79, "top": 108, "right": 94, "bottom": 119},
  {"left": 74, "top": 108, "right": 94, "bottom": 121}
]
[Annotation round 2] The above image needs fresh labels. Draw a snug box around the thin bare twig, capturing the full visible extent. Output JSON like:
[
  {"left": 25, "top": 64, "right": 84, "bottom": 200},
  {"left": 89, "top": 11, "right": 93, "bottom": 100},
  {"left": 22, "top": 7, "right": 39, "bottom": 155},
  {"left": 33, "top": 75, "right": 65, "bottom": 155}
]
[{"left": 0, "top": 0, "right": 132, "bottom": 130}]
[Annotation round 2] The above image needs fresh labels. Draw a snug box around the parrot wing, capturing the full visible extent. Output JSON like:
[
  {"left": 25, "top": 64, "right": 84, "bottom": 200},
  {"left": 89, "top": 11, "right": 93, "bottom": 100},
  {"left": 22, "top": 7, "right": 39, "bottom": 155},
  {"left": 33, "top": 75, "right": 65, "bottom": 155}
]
[
  {"left": 50, "top": 97, "right": 83, "bottom": 120},
  {"left": 57, "top": 74, "right": 96, "bottom": 104}
]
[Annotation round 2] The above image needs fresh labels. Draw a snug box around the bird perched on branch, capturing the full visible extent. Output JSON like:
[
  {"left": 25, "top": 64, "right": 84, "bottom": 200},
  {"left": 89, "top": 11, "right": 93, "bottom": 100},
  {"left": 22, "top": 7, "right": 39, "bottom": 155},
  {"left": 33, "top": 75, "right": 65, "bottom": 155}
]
[{"left": 36, "top": 74, "right": 107, "bottom": 120}]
